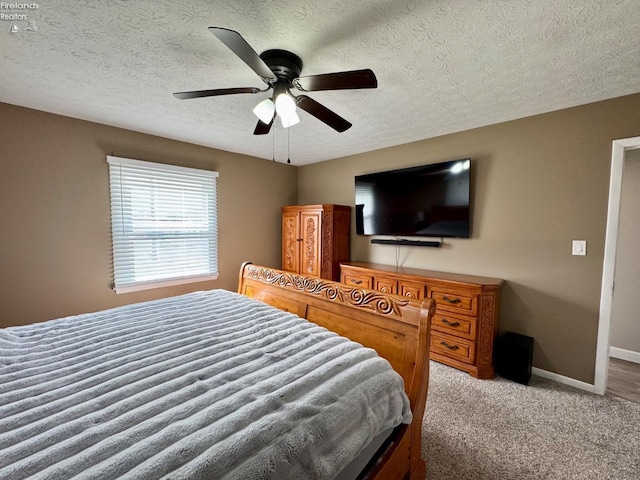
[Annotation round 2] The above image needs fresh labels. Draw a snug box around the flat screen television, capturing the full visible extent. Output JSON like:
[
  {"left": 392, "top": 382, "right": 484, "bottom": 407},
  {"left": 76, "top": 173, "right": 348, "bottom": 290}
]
[{"left": 355, "top": 159, "right": 471, "bottom": 238}]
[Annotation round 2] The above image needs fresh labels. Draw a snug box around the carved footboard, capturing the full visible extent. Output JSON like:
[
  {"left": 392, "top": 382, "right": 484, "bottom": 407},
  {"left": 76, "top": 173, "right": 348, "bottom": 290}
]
[{"left": 238, "top": 262, "right": 435, "bottom": 480}]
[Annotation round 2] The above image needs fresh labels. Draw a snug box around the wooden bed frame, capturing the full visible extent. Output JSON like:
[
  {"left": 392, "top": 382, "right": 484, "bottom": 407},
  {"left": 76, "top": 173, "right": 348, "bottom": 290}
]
[{"left": 238, "top": 263, "right": 435, "bottom": 480}]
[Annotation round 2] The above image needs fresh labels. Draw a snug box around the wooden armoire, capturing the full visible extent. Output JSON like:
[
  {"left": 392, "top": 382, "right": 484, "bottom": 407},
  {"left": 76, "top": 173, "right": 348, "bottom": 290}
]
[{"left": 281, "top": 205, "right": 351, "bottom": 281}]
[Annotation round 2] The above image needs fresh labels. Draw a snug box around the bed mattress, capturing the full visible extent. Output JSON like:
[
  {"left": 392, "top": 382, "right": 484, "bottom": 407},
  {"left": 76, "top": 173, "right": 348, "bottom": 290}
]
[{"left": 0, "top": 289, "right": 411, "bottom": 479}]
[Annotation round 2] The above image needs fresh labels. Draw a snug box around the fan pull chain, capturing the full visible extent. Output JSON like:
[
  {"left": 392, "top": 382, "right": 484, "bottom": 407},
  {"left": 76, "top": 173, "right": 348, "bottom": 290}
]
[
  {"left": 287, "top": 126, "right": 291, "bottom": 164},
  {"left": 272, "top": 123, "right": 275, "bottom": 162}
]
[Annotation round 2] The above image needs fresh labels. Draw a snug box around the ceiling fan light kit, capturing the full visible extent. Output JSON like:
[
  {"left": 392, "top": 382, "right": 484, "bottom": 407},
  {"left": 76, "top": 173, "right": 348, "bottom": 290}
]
[
  {"left": 275, "top": 92, "right": 296, "bottom": 117},
  {"left": 280, "top": 110, "right": 300, "bottom": 128},
  {"left": 173, "top": 27, "right": 378, "bottom": 135},
  {"left": 253, "top": 98, "right": 275, "bottom": 124}
]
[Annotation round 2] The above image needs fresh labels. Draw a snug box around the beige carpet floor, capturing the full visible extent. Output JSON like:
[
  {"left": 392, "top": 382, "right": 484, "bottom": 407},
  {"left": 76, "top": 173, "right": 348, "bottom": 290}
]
[{"left": 423, "top": 361, "right": 640, "bottom": 479}]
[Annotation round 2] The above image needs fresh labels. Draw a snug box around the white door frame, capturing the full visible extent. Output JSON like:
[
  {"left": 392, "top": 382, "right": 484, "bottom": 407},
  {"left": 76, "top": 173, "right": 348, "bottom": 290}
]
[{"left": 594, "top": 136, "right": 640, "bottom": 395}]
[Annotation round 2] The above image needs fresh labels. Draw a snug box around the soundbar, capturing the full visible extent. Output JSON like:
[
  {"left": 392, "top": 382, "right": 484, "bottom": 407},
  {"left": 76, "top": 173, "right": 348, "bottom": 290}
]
[{"left": 371, "top": 238, "right": 442, "bottom": 248}]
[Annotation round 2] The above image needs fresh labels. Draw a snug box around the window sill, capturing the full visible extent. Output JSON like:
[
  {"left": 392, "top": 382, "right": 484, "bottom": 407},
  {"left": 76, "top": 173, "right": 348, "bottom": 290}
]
[{"left": 113, "top": 273, "right": 219, "bottom": 294}]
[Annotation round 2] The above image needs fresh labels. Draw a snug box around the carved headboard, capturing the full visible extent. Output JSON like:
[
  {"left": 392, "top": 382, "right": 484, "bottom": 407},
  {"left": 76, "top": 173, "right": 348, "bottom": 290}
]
[{"left": 237, "top": 262, "right": 434, "bottom": 410}]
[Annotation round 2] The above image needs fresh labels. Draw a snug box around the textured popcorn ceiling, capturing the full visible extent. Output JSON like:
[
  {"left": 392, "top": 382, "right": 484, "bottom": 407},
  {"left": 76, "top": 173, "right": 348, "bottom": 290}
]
[{"left": 1, "top": 1, "right": 639, "bottom": 165}]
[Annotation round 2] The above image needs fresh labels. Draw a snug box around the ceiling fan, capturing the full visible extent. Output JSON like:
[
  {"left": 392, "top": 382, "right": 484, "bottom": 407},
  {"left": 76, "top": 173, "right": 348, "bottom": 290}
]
[{"left": 173, "top": 27, "right": 377, "bottom": 135}]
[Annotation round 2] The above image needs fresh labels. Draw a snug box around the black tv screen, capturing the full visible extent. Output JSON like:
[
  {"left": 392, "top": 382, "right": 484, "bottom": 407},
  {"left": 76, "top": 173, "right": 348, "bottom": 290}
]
[{"left": 355, "top": 159, "right": 471, "bottom": 238}]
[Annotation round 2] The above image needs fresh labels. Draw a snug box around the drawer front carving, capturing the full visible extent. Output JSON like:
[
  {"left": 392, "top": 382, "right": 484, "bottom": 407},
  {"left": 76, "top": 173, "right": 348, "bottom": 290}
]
[
  {"left": 430, "top": 331, "right": 475, "bottom": 364},
  {"left": 374, "top": 277, "right": 397, "bottom": 295},
  {"left": 398, "top": 280, "right": 426, "bottom": 299},
  {"left": 431, "top": 311, "right": 477, "bottom": 340},
  {"left": 430, "top": 287, "right": 477, "bottom": 316}
]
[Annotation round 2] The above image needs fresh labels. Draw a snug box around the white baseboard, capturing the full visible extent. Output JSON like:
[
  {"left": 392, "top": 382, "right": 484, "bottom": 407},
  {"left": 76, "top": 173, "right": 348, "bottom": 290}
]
[
  {"left": 609, "top": 347, "right": 640, "bottom": 364},
  {"left": 531, "top": 367, "right": 596, "bottom": 393},
  {"left": 530, "top": 348, "right": 640, "bottom": 395}
]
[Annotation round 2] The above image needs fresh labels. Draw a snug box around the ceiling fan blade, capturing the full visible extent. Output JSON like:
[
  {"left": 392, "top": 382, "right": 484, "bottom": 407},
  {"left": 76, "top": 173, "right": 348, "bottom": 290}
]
[
  {"left": 209, "top": 27, "right": 278, "bottom": 83},
  {"left": 173, "top": 87, "right": 262, "bottom": 99},
  {"left": 293, "top": 69, "right": 377, "bottom": 92},
  {"left": 296, "top": 95, "right": 352, "bottom": 132},
  {"left": 253, "top": 117, "right": 274, "bottom": 135}
]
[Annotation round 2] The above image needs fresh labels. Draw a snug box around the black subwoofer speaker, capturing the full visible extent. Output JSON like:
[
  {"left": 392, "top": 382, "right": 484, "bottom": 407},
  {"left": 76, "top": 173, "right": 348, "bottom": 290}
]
[{"left": 497, "top": 332, "right": 534, "bottom": 385}]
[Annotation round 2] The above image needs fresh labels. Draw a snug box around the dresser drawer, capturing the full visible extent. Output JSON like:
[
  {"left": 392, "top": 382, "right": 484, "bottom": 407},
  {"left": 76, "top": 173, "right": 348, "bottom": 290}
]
[
  {"left": 340, "top": 262, "right": 502, "bottom": 378},
  {"left": 431, "top": 311, "right": 477, "bottom": 340},
  {"left": 430, "top": 331, "right": 476, "bottom": 365},
  {"left": 342, "top": 273, "right": 373, "bottom": 289},
  {"left": 430, "top": 287, "right": 477, "bottom": 316}
]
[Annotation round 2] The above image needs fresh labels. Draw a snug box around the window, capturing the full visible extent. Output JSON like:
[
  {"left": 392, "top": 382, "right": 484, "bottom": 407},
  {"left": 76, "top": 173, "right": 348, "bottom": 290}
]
[{"left": 107, "top": 156, "right": 219, "bottom": 294}]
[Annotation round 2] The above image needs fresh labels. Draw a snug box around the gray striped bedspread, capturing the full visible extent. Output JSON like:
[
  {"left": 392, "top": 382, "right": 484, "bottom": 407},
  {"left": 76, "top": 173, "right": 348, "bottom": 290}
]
[{"left": 0, "top": 289, "right": 411, "bottom": 479}]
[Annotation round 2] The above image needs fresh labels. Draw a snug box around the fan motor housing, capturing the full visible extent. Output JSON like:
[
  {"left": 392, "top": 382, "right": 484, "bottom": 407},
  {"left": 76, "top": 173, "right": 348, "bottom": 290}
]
[{"left": 259, "top": 49, "right": 303, "bottom": 84}]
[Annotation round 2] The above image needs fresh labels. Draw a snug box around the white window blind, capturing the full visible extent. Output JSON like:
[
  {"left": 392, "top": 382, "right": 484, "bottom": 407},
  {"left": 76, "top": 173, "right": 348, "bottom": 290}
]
[{"left": 107, "top": 156, "right": 219, "bottom": 294}]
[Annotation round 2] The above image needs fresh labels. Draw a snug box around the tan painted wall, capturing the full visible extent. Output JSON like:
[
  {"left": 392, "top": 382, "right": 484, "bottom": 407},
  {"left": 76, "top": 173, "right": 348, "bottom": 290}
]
[
  {"left": 297, "top": 93, "right": 640, "bottom": 384},
  {"left": 0, "top": 103, "right": 298, "bottom": 328},
  {"left": 610, "top": 148, "right": 640, "bottom": 354},
  {"left": 3, "top": 95, "right": 640, "bottom": 383}
]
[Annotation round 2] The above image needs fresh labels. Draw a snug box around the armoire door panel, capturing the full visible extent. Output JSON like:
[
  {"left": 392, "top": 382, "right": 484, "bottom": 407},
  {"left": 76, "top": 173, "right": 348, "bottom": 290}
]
[
  {"left": 300, "top": 211, "right": 322, "bottom": 277},
  {"left": 282, "top": 211, "right": 300, "bottom": 274}
]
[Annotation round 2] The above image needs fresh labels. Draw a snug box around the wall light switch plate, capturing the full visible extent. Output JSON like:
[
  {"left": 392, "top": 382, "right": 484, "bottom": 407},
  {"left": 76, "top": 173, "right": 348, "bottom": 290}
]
[{"left": 572, "top": 240, "right": 587, "bottom": 256}]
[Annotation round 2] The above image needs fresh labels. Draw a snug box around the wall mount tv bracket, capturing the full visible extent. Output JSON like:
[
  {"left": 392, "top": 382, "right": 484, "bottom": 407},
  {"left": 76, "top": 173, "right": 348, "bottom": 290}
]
[{"left": 371, "top": 238, "right": 442, "bottom": 248}]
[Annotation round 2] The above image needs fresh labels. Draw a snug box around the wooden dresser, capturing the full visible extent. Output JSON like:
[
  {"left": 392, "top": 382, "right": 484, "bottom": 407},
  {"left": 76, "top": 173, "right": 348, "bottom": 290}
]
[
  {"left": 340, "top": 261, "right": 503, "bottom": 378},
  {"left": 282, "top": 205, "right": 351, "bottom": 281}
]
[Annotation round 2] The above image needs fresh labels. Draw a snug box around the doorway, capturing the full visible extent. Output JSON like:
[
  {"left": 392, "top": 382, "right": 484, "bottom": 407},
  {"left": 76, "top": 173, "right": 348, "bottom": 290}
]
[{"left": 594, "top": 136, "right": 640, "bottom": 395}]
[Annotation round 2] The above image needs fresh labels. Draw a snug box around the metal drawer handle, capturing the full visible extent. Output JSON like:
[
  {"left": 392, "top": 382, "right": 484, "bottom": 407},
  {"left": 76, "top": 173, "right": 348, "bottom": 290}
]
[
  {"left": 440, "top": 341, "right": 460, "bottom": 350},
  {"left": 441, "top": 319, "right": 461, "bottom": 327},
  {"left": 442, "top": 296, "right": 461, "bottom": 304},
  {"left": 350, "top": 279, "right": 363, "bottom": 285}
]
